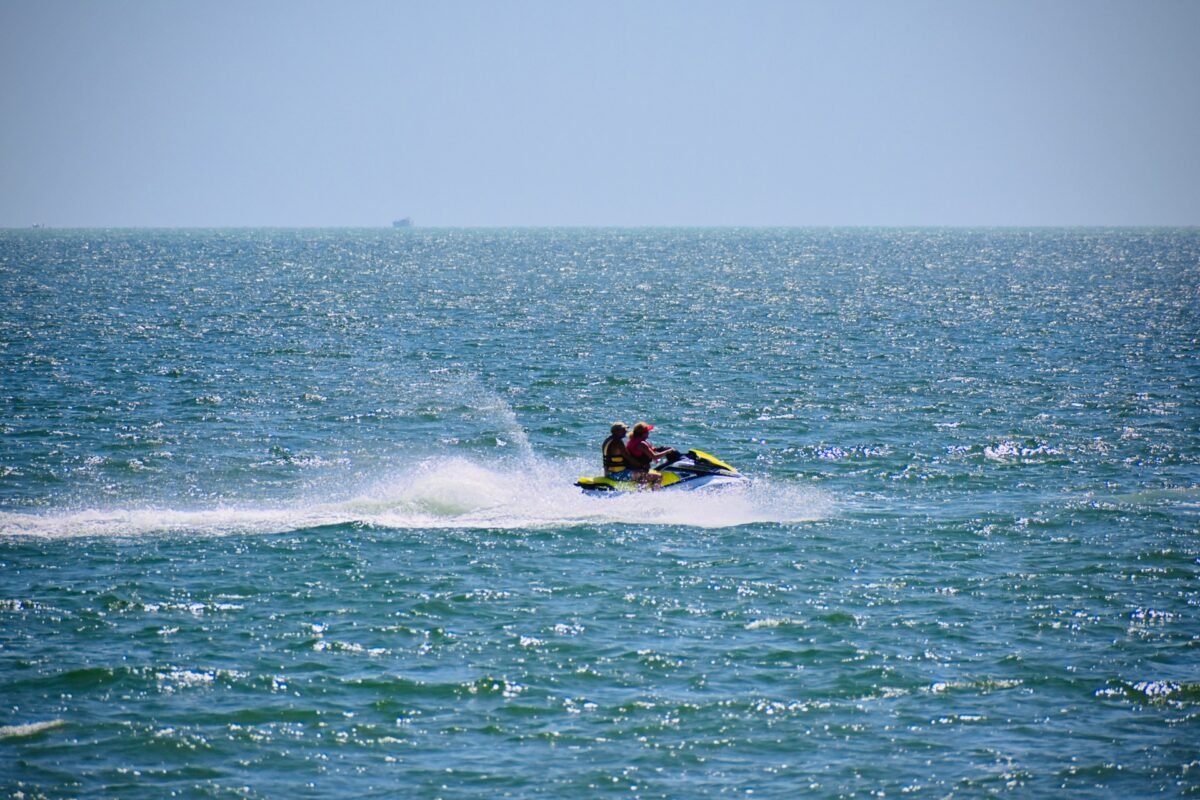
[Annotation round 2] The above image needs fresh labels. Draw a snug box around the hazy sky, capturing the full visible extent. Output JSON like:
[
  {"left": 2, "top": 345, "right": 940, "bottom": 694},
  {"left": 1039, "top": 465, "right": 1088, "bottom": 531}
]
[{"left": 2, "top": 0, "right": 1198, "bottom": 227}]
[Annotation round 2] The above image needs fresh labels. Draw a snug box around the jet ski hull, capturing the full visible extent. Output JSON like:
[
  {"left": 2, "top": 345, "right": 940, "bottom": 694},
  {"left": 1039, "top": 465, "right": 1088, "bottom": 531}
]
[{"left": 576, "top": 449, "right": 746, "bottom": 494}]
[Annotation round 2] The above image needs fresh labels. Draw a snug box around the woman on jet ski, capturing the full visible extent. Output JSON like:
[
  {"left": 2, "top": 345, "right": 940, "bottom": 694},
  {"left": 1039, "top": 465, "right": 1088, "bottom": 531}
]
[{"left": 625, "top": 421, "right": 679, "bottom": 489}]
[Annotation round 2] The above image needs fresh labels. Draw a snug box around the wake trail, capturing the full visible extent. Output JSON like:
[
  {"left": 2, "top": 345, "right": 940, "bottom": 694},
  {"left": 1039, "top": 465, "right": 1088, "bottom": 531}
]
[{"left": 0, "top": 457, "right": 831, "bottom": 539}]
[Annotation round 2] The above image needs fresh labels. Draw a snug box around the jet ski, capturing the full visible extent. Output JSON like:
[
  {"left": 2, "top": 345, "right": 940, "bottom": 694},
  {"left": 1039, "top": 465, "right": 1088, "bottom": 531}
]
[{"left": 576, "top": 449, "right": 746, "bottom": 494}]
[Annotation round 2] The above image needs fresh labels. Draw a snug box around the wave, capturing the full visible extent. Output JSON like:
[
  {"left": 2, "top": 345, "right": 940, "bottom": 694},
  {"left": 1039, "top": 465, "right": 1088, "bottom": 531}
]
[
  {"left": 0, "top": 456, "right": 831, "bottom": 539},
  {"left": 0, "top": 719, "right": 66, "bottom": 738}
]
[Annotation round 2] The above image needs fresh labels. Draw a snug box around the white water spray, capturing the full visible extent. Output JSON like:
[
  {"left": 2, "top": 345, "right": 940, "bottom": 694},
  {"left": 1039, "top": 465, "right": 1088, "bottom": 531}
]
[{"left": 0, "top": 455, "right": 830, "bottom": 539}]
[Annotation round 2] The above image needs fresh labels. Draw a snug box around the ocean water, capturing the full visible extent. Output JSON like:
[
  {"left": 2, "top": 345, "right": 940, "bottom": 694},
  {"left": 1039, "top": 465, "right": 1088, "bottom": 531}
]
[{"left": 1, "top": 228, "right": 1197, "bottom": 798}]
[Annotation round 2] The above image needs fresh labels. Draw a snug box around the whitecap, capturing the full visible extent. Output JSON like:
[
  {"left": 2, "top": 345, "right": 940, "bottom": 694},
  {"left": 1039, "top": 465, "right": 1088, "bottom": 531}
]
[{"left": 0, "top": 719, "right": 66, "bottom": 738}]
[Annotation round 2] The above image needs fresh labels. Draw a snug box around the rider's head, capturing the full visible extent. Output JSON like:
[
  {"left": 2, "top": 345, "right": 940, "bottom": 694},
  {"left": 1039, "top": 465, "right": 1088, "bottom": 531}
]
[
  {"left": 611, "top": 421, "right": 628, "bottom": 436},
  {"left": 631, "top": 421, "right": 654, "bottom": 438}
]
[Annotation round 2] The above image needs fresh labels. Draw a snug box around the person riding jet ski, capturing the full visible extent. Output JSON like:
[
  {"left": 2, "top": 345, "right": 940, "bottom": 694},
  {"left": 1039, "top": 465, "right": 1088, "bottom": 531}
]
[
  {"left": 601, "top": 421, "right": 633, "bottom": 480},
  {"left": 625, "top": 421, "right": 680, "bottom": 489}
]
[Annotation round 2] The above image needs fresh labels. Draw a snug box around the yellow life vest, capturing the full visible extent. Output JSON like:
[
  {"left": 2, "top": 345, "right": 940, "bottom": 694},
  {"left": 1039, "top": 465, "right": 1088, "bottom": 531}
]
[{"left": 602, "top": 435, "right": 628, "bottom": 474}]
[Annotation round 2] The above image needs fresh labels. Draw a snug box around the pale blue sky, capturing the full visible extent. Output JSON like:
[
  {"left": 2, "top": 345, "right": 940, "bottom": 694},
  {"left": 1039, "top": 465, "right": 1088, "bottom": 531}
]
[{"left": 2, "top": 0, "right": 1198, "bottom": 227}]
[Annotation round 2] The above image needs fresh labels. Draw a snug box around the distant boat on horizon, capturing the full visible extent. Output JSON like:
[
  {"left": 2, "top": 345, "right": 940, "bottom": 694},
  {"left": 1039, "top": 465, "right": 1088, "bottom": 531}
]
[{"left": 392, "top": 218, "right": 413, "bottom": 228}]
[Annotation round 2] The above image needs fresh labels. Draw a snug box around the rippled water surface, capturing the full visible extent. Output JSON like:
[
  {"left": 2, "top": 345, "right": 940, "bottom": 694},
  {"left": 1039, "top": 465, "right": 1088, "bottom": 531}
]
[{"left": 2, "top": 228, "right": 1198, "bottom": 797}]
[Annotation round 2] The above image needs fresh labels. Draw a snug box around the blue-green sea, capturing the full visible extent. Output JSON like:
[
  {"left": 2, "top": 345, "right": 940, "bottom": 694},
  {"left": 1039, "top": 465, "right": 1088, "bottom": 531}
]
[{"left": 2, "top": 228, "right": 1198, "bottom": 798}]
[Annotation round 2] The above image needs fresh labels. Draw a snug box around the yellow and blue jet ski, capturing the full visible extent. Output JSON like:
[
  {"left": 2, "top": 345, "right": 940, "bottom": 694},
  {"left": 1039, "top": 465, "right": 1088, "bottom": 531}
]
[{"left": 576, "top": 449, "right": 745, "bottom": 494}]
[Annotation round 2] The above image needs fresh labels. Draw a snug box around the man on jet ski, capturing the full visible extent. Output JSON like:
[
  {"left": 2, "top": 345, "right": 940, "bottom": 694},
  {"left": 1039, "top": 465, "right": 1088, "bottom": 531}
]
[
  {"left": 601, "top": 421, "right": 633, "bottom": 480},
  {"left": 625, "top": 421, "right": 680, "bottom": 489}
]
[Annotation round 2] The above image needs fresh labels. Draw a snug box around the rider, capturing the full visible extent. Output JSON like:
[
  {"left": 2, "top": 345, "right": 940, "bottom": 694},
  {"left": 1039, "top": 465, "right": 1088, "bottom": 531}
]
[
  {"left": 625, "top": 421, "right": 679, "bottom": 489},
  {"left": 601, "top": 422, "right": 633, "bottom": 480}
]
